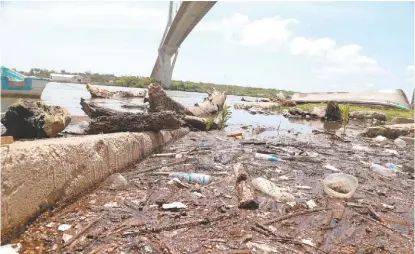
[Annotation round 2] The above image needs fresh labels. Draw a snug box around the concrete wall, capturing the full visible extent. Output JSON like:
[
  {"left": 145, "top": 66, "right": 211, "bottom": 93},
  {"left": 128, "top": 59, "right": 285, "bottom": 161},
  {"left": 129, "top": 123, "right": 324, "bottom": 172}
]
[{"left": 1, "top": 129, "right": 188, "bottom": 242}]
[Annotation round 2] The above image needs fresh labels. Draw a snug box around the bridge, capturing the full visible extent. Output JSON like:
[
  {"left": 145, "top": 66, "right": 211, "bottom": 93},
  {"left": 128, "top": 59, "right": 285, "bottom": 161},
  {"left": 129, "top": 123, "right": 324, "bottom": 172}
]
[{"left": 150, "top": 1, "right": 217, "bottom": 88}]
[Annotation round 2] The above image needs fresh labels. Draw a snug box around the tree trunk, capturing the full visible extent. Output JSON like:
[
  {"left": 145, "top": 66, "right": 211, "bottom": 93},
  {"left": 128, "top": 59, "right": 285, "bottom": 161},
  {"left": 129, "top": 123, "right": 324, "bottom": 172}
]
[
  {"left": 86, "top": 83, "right": 146, "bottom": 99},
  {"left": 234, "top": 163, "right": 259, "bottom": 210},
  {"left": 80, "top": 99, "right": 182, "bottom": 134},
  {"left": 148, "top": 83, "right": 226, "bottom": 117},
  {"left": 147, "top": 83, "right": 226, "bottom": 130},
  {"left": 325, "top": 101, "right": 343, "bottom": 121}
]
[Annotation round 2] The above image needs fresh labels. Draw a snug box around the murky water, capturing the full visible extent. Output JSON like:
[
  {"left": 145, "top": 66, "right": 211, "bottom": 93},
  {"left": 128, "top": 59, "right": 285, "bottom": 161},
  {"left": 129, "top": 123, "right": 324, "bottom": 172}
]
[{"left": 1, "top": 82, "right": 315, "bottom": 133}]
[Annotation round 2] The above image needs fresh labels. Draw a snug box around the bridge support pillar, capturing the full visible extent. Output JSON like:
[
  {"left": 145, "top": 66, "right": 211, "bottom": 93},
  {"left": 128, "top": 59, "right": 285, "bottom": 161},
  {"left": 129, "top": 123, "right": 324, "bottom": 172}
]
[{"left": 154, "top": 48, "right": 178, "bottom": 89}]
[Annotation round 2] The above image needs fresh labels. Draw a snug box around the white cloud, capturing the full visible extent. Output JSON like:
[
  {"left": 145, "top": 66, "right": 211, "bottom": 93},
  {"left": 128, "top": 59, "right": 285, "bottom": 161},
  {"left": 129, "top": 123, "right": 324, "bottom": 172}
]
[
  {"left": 406, "top": 65, "right": 415, "bottom": 72},
  {"left": 198, "top": 13, "right": 298, "bottom": 49},
  {"left": 289, "top": 37, "right": 383, "bottom": 77}
]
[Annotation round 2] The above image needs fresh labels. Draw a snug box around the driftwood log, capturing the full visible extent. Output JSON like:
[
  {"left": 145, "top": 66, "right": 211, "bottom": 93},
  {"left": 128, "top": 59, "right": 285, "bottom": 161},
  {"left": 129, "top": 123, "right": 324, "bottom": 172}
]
[
  {"left": 234, "top": 163, "right": 259, "bottom": 210},
  {"left": 86, "top": 83, "right": 146, "bottom": 99},
  {"left": 147, "top": 83, "right": 226, "bottom": 130},
  {"left": 80, "top": 98, "right": 182, "bottom": 134}
]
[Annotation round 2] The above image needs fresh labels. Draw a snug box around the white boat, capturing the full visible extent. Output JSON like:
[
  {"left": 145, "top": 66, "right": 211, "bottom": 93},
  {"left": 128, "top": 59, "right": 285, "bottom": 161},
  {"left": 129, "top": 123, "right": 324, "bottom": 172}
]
[
  {"left": 291, "top": 89, "right": 411, "bottom": 110},
  {"left": 1, "top": 66, "right": 50, "bottom": 98}
]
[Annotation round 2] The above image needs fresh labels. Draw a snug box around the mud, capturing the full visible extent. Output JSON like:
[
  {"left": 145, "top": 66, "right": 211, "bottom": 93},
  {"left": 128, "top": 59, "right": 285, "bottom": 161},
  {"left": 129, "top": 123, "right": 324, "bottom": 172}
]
[{"left": 9, "top": 123, "right": 414, "bottom": 253}]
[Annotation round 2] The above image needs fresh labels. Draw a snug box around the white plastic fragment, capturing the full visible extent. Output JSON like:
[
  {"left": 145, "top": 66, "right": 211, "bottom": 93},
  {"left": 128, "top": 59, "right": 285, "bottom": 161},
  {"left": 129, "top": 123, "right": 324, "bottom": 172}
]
[
  {"left": 103, "top": 202, "right": 119, "bottom": 208},
  {"left": 46, "top": 222, "right": 56, "bottom": 228},
  {"left": 162, "top": 202, "right": 187, "bottom": 210},
  {"left": 62, "top": 234, "right": 73, "bottom": 243},
  {"left": 296, "top": 185, "right": 312, "bottom": 190},
  {"left": 394, "top": 138, "right": 406, "bottom": 148},
  {"left": 382, "top": 203, "right": 394, "bottom": 209},
  {"left": 323, "top": 164, "right": 340, "bottom": 172},
  {"left": 0, "top": 243, "right": 22, "bottom": 254},
  {"left": 301, "top": 238, "right": 315, "bottom": 246},
  {"left": 374, "top": 135, "right": 387, "bottom": 142},
  {"left": 306, "top": 200, "right": 317, "bottom": 209},
  {"left": 57, "top": 224, "right": 72, "bottom": 231}
]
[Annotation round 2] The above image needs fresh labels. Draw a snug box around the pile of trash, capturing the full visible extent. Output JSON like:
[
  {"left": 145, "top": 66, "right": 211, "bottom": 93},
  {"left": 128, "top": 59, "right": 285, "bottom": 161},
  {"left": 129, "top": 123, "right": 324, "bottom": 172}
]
[{"left": 5, "top": 128, "right": 414, "bottom": 253}]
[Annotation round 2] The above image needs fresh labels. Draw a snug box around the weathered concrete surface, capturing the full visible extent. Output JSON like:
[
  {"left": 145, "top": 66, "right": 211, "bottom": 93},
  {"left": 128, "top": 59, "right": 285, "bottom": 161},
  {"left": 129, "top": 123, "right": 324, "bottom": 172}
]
[
  {"left": 362, "top": 123, "right": 414, "bottom": 139},
  {"left": 1, "top": 128, "right": 189, "bottom": 242}
]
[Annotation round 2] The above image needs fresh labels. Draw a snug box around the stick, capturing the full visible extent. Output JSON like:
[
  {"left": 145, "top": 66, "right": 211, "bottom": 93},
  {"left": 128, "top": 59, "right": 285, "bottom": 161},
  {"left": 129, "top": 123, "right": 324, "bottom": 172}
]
[
  {"left": 264, "top": 208, "right": 331, "bottom": 225},
  {"left": 241, "top": 140, "right": 266, "bottom": 145},
  {"left": 234, "top": 163, "right": 258, "bottom": 210},
  {"left": 152, "top": 153, "right": 176, "bottom": 158},
  {"left": 125, "top": 158, "right": 194, "bottom": 176},
  {"left": 64, "top": 217, "right": 101, "bottom": 247},
  {"left": 354, "top": 212, "right": 411, "bottom": 240},
  {"left": 122, "top": 213, "right": 237, "bottom": 236}
]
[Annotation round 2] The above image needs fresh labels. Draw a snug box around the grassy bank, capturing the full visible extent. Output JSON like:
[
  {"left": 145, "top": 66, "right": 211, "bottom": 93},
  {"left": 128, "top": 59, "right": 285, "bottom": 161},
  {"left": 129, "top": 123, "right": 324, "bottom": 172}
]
[
  {"left": 282, "top": 103, "right": 414, "bottom": 120},
  {"left": 17, "top": 68, "right": 294, "bottom": 98}
]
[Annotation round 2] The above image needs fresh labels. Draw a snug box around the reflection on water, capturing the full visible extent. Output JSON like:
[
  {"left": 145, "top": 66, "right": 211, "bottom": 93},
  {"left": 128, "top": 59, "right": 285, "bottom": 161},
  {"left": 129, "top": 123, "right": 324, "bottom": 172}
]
[{"left": 1, "top": 82, "right": 328, "bottom": 133}]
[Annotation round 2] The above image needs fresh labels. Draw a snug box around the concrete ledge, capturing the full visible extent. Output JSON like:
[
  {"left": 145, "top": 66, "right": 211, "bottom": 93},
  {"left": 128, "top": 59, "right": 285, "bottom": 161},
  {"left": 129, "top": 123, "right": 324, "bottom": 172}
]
[{"left": 1, "top": 128, "right": 189, "bottom": 242}]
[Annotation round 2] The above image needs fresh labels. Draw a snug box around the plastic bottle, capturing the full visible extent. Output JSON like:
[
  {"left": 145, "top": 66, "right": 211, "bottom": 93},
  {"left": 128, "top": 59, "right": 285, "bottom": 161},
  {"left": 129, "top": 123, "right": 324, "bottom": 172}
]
[
  {"left": 251, "top": 177, "right": 294, "bottom": 202},
  {"left": 255, "top": 153, "right": 283, "bottom": 162},
  {"left": 370, "top": 163, "right": 397, "bottom": 177},
  {"left": 199, "top": 142, "right": 211, "bottom": 147},
  {"left": 385, "top": 163, "right": 399, "bottom": 170},
  {"left": 394, "top": 138, "right": 406, "bottom": 148},
  {"left": 169, "top": 172, "right": 211, "bottom": 184}
]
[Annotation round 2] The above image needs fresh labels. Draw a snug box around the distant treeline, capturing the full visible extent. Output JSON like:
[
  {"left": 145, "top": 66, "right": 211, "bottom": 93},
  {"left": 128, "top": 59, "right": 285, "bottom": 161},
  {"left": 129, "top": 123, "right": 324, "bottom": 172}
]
[{"left": 17, "top": 68, "right": 295, "bottom": 98}]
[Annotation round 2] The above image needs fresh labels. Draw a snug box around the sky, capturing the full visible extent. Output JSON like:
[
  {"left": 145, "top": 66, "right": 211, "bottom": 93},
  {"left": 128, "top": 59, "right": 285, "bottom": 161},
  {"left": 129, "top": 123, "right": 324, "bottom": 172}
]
[{"left": 1, "top": 1, "right": 414, "bottom": 98}]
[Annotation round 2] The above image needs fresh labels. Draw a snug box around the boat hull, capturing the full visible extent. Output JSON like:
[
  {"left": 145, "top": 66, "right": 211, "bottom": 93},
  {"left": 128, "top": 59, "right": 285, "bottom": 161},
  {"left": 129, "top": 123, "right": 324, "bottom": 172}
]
[
  {"left": 1, "top": 78, "right": 49, "bottom": 98},
  {"left": 292, "top": 89, "right": 410, "bottom": 110}
]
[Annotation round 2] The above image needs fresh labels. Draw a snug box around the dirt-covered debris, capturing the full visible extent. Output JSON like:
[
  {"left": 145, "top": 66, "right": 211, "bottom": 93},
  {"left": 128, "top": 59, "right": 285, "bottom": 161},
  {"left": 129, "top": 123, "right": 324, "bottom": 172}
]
[{"left": 10, "top": 126, "right": 414, "bottom": 253}]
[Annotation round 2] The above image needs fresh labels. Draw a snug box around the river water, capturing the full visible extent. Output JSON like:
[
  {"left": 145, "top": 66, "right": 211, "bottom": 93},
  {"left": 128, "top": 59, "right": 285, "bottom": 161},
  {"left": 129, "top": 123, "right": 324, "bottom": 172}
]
[{"left": 1, "top": 82, "right": 319, "bottom": 134}]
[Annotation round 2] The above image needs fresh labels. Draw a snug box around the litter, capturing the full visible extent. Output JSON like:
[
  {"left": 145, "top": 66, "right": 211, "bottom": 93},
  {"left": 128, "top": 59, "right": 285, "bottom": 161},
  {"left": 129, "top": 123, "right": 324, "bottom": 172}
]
[
  {"left": 394, "top": 138, "right": 406, "bottom": 148},
  {"left": 251, "top": 177, "right": 295, "bottom": 202},
  {"left": 255, "top": 153, "right": 283, "bottom": 162},
  {"left": 162, "top": 202, "right": 187, "bottom": 210},
  {"left": 57, "top": 224, "right": 72, "bottom": 232},
  {"left": 170, "top": 172, "right": 212, "bottom": 184},
  {"left": 323, "top": 173, "right": 358, "bottom": 199},
  {"left": 374, "top": 135, "right": 387, "bottom": 142},
  {"left": 323, "top": 164, "right": 341, "bottom": 172},
  {"left": 371, "top": 163, "right": 397, "bottom": 177},
  {"left": 306, "top": 200, "right": 317, "bottom": 209}
]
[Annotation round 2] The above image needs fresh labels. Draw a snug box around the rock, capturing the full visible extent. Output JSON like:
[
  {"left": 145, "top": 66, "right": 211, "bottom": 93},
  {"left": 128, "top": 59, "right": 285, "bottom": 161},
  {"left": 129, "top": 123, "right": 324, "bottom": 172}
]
[
  {"left": 306, "top": 199, "right": 317, "bottom": 209},
  {"left": 105, "top": 173, "right": 128, "bottom": 190},
  {"left": 324, "top": 101, "right": 342, "bottom": 121},
  {"left": 362, "top": 123, "right": 414, "bottom": 139},
  {"left": 289, "top": 107, "right": 304, "bottom": 116},
  {"left": 309, "top": 106, "right": 326, "bottom": 118},
  {"left": 390, "top": 117, "right": 414, "bottom": 124},
  {"left": 349, "top": 111, "right": 387, "bottom": 121},
  {"left": 1, "top": 100, "right": 71, "bottom": 139}
]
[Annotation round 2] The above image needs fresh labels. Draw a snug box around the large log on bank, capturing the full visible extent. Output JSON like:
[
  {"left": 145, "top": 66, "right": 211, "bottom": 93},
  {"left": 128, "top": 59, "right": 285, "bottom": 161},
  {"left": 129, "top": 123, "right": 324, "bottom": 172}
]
[
  {"left": 234, "top": 163, "right": 259, "bottom": 210},
  {"left": 147, "top": 83, "right": 226, "bottom": 130},
  {"left": 80, "top": 98, "right": 182, "bottom": 134},
  {"left": 86, "top": 83, "right": 146, "bottom": 99},
  {"left": 148, "top": 83, "right": 226, "bottom": 117}
]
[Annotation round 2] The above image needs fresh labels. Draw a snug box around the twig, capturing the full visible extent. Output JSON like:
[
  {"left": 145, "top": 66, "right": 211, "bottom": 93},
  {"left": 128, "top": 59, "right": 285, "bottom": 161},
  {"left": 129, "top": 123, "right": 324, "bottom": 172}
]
[
  {"left": 270, "top": 237, "right": 328, "bottom": 254},
  {"left": 313, "top": 130, "right": 350, "bottom": 142},
  {"left": 122, "top": 212, "right": 237, "bottom": 236},
  {"left": 64, "top": 217, "right": 101, "bottom": 248},
  {"left": 355, "top": 212, "right": 411, "bottom": 240},
  {"left": 222, "top": 150, "right": 245, "bottom": 165},
  {"left": 126, "top": 158, "right": 194, "bottom": 176},
  {"left": 264, "top": 208, "right": 331, "bottom": 225},
  {"left": 241, "top": 140, "right": 266, "bottom": 145}
]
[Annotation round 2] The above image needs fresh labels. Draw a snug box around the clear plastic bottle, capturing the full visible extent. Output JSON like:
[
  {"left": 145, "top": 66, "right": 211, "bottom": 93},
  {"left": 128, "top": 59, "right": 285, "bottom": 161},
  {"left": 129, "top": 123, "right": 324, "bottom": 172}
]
[
  {"left": 370, "top": 163, "right": 397, "bottom": 177},
  {"left": 255, "top": 153, "right": 283, "bottom": 162},
  {"left": 170, "top": 172, "right": 211, "bottom": 184}
]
